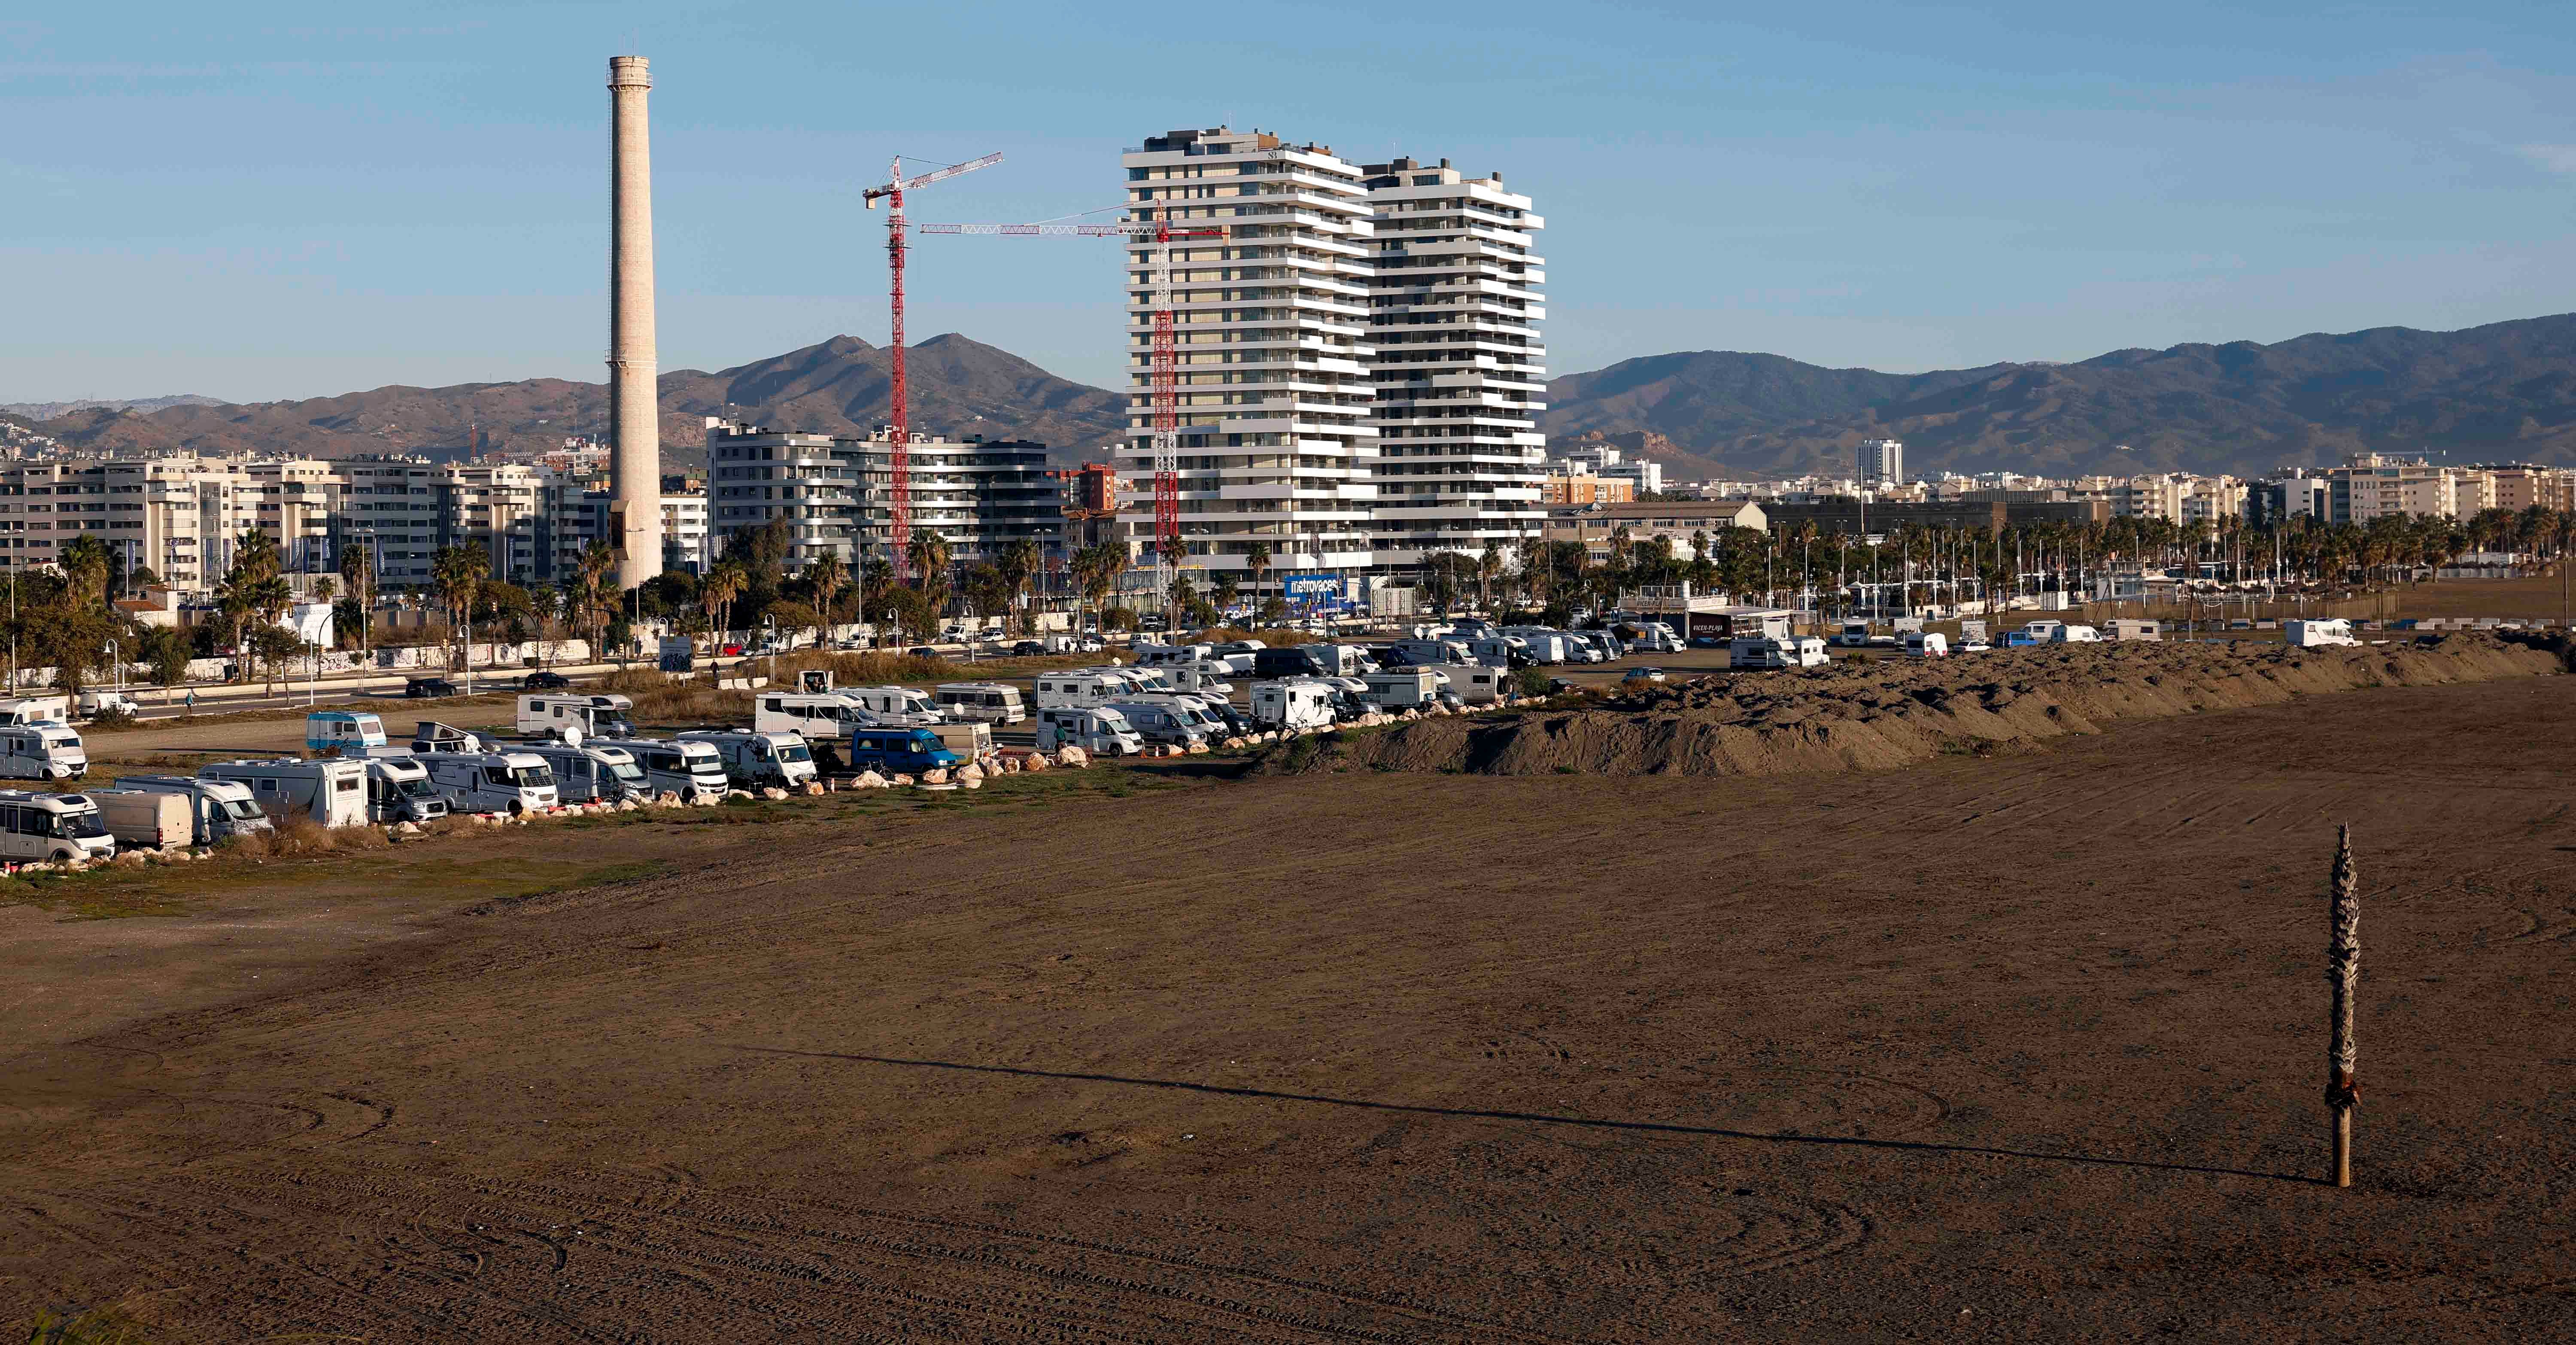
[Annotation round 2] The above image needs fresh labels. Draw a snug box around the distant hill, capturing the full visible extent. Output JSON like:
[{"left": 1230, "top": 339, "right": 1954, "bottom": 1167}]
[
  {"left": 28, "top": 335, "right": 1127, "bottom": 470},
  {"left": 0, "top": 394, "right": 223, "bottom": 421},
  {"left": 1543, "top": 314, "right": 2576, "bottom": 479}
]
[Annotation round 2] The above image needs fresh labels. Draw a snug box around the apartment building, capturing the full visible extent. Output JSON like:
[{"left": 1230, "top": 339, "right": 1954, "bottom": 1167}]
[
  {"left": 1541, "top": 474, "right": 1634, "bottom": 506},
  {"left": 1857, "top": 439, "right": 1905, "bottom": 487},
  {"left": 1112, "top": 126, "right": 1380, "bottom": 589},
  {"left": 705, "top": 420, "right": 1064, "bottom": 574},
  {"left": 1361, "top": 155, "right": 1547, "bottom": 567}
]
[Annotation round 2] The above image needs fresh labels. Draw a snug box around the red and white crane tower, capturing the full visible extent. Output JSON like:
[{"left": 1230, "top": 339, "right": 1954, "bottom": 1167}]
[
  {"left": 862, "top": 151, "right": 1002, "bottom": 580},
  {"left": 909, "top": 217, "right": 1218, "bottom": 597}
]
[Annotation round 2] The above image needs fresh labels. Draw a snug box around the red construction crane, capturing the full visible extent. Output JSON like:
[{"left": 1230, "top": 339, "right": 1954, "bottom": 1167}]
[
  {"left": 911, "top": 217, "right": 1218, "bottom": 596},
  {"left": 862, "top": 151, "right": 1002, "bottom": 581}
]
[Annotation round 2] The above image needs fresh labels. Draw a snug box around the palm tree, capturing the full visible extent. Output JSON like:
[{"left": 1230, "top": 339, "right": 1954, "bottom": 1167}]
[
  {"left": 800, "top": 553, "right": 848, "bottom": 643},
  {"left": 1244, "top": 542, "right": 1272, "bottom": 605},
  {"left": 571, "top": 541, "right": 617, "bottom": 657},
  {"left": 701, "top": 560, "right": 748, "bottom": 648},
  {"left": 1476, "top": 542, "right": 1502, "bottom": 613},
  {"left": 430, "top": 544, "right": 489, "bottom": 672},
  {"left": 59, "top": 535, "right": 113, "bottom": 612}
]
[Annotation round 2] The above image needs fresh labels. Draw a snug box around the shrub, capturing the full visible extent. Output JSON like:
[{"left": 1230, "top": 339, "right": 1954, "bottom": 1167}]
[{"left": 86, "top": 706, "right": 141, "bottom": 733}]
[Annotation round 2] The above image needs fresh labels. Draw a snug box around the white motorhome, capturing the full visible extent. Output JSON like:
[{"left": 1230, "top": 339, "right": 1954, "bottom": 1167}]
[
  {"left": 1359, "top": 669, "right": 1440, "bottom": 711},
  {"left": 409, "top": 721, "right": 489, "bottom": 754},
  {"left": 1422, "top": 663, "right": 1505, "bottom": 706},
  {"left": 1250, "top": 680, "right": 1337, "bottom": 731},
  {"left": 1394, "top": 638, "right": 1470, "bottom": 668},
  {"left": 1133, "top": 643, "right": 1215, "bottom": 668},
  {"left": 517, "top": 694, "right": 636, "bottom": 741},
  {"left": 754, "top": 692, "right": 884, "bottom": 739},
  {"left": 0, "top": 697, "right": 70, "bottom": 727},
  {"left": 1903, "top": 631, "right": 1950, "bottom": 658},
  {"left": 1296, "top": 644, "right": 1375, "bottom": 677},
  {"left": 111, "top": 775, "right": 274, "bottom": 846},
  {"left": 363, "top": 756, "right": 451, "bottom": 823},
  {"left": 508, "top": 742, "right": 647, "bottom": 805},
  {"left": 196, "top": 758, "right": 371, "bottom": 828},
  {"left": 1035, "top": 706, "right": 1143, "bottom": 757},
  {"left": 2285, "top": 619, "right": 2360, "bottom": 648},
  {"left": 1032, "top": 671, "right": 1138, "bottom": 710},
  {"left": 1500, "top": 630, "right": 1570, "bottom": 664},
  {"left": 677, "top": 730, "right": 817, "bottom": 790},
  {"left": 91, "top": 788, "right": 194, "bottom": 851},
  {"left": 933, "top": 682, "right": 1026, "bottom": 724},
  {"left": 1163, "top": 663, "right": 1235, "bottom": 700},
  {"left": 418, "top": 751, "right": 561, "bottom": 816},
  {"left": 2022, "top": 620, "right": 2066, "bottom": 644},
  {"left": 589, "top": 737, "right": 732, "bottom": 802},
  {"left": 847, "top": 685, "right": 947, "bottom": 723},
  {"left": 0, "top": 724, "right": 86, "bottom": 781},
  {"left": 0, "top": 791, "right": 116, "bottom": 864},
  {"left": 1732, "top": 637, "right": 1829, "bottom": 670},
  {"left": 1099, "top": 700, "right": 1208, "bottom": 749},
  {"left": 2053, "top": 624, "right": 2102, "bottom": 643}
]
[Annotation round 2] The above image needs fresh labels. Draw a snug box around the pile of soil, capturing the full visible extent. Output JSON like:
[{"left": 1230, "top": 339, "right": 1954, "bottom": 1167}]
[{"left": 1280, "top": 633, "right": 2562, "bottom": 777}]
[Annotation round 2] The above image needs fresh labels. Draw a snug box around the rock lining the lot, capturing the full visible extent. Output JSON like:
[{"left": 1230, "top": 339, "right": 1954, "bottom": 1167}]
[{"left": 1273, "top": 633, "right": 2563, "bottom": 778}]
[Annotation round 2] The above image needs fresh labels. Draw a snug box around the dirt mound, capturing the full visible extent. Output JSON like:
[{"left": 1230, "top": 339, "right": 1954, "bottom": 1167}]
[{"left": 1276, "top": 634, "right": 2562, "bottom": 778}]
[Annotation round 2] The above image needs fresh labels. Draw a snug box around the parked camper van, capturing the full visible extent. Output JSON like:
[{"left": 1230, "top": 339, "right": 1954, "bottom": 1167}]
[
  {"left": 0, "top": 724, "right": 86, "bottom": 780},
  {"left": 754, "top": 692, "right": 883, "bottom": 739},
  {"left": 409, "top": 721, "right": 489, "bottom": 754},
  {"left": 678, "top": 730, "right": 817, "bottom": 791},
  {"left": 1359, "top": 669, "right": 1441, "bottom": 711},
  {"left": 1162, "top": 663, "right": 1235, "bottom": 700},
  {"left": 91, "top": 789, "right": 193, "bottom": 851},
  {"left": 417, "top": 751, "right": 560, "bottom": 816},
  {"left": 111, "top": 775, "right": 273, "bottom": 846},
  {"left": 2284, "top": 619, "right": 2360, "bottom": 648},
  {"left": 844, "top": 727, "right": 963, "bottom": 777},
  {"left": 848, "top": 685, "right": 947, "bottom": 723},
  {"left": 1500, "top": 630, "right": 1570, "bottom": 664},
  {"left": 589, "top": 737, "right": 732, "bottom": 802},
  {"left": 2022, "top": 620, "right": 2066, "bottom": 644},
  {"left": 1035, "top": 707, "right": 1143, "bottom": 757},
  {"left": 305, "top": 710, "right": 386, "bottom": 757},
  {"left": 0, "top": 697, "right": 70, "bottom": 727},
  {"left": 78, "top": 689, "right": 143, "bottom": 719},
  {"left": 1422, "top": 663, "right": 1504, "bottom": 706},
  {"left": 1098, "top": 701, "right": 1207, "bottom": 749},
  {"left": 1250, "top": 680, "right": 1337, "bottom": 731},
  {"left": 1133, "top": 643, "right": 1215, "bottom": 668},
  {"left": 1732, "top": 636, "right": 1829, "bottom": 669},
  {"left": 1902, "top": 631, "right": 1950, "bottom": 658},
  {"left": 509, "top": 743, "right": 646, "bottom": 805},
  {"left": 2106, "top": 618, "right": 2164, "bottom": 642},
  {"left": 1296, "top": 644, "right": 1375, "bottom": 677},
  {"left": 363, "top": 755, "right": 451, "bottom": 823},
  {"left": 0, "top": 791, "right": 115, "bottom": 864},
  {"left": 933, "top": 682, "right": 1026, "bottom": 724},
  {"left": 2053, "top": 624, "right": 2102, "bottom": 643},
  {"left": 1249, "top": 648, "right": 1331, "bottom": 681},
  {"left": 1033, "top": 670, "right": 1135, "bottom": 710},
  {"left": 516, "top": 694, "right": 635, "bottom": 741},
  {"left": 196, "top": 758, "right": 371, "bottom": 828}
]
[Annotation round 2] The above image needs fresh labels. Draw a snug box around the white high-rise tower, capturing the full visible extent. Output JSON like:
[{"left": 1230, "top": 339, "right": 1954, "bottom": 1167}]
[
  {"left": 606, "top": 55, "right": 663, "bottom": 590},
  {"left": 1360, "top": 156, "right": 1547, "bottom": 570},
  {"left": 1115, "top": 128, "right": 1378, "bottom": 605}
]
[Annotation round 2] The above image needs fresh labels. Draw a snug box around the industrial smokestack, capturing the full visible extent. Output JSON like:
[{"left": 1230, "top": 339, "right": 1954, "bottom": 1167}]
[{"left": 607, "top": 55, "right": 663, "bottom": 591}]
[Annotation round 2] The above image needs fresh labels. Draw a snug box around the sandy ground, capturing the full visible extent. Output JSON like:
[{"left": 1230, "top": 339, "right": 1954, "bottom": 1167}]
[{"left": 4, "top": 671, "right": 2574, "bottom": 1340}]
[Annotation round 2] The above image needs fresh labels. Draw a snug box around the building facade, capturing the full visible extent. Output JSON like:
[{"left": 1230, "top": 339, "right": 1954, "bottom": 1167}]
[
  {"left": 1112, "top": 127, "right": 1381, "bottom": 588},
  {"left": 1360, "top": 155, "right": 1547, "bottom": 567},
  {"left": 705, "top": 421, "right": 1065, "bottom": 574},
  {"left": 1857, "top": 439, "right": 1905, "bottom": 487}
]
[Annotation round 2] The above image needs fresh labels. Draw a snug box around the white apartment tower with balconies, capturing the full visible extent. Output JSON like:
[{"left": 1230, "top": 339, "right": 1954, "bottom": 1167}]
[
  {"left": 1361, "top": 156, "right": 1547, "bottom": 569},
  {"left": 1115, "top": 128, "right": 1379, "bottom": 595}
]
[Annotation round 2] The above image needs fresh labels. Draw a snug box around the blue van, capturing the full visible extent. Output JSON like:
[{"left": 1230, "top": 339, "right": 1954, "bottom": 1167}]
[{"left": 846, "top": 727, "right": 964, "bottom": 777}]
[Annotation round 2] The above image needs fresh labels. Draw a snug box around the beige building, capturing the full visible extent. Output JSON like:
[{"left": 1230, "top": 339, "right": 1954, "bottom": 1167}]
[
  {"left": 1543, "top": 500, "right": 1769, "bottom": 564},
  {"left": 1540, "top": 474, "right": 1634, "bottom": 505}
]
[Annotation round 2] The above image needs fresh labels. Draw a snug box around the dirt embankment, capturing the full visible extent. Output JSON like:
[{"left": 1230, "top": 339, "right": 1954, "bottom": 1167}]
[{"left": 1279, "top": 634, "right": 2566, "bottom": 778}]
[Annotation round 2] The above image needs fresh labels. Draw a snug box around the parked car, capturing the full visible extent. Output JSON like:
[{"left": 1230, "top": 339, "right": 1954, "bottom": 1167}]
[
  {"left": 1622, "top": 667, "right": 1668, "bottom": 684},
  {"left": 520, "top": 670, "right": 572, "bottom": 691},
  {"left": 906, "top": 646, "right": 941, "bottom": 659},
  {"left": 1689, "top": 635, "right": 1722, "bottom": 648},
  {"left": 1011, "top": 640, "right": 1046, "bottom": 657},
  {"left": 404, "top": 678, "right": 460, "bottom": 699}
]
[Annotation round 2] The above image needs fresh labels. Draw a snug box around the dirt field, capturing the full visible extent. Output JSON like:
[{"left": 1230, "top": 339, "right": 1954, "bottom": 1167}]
[{"left": 5, "top": 670, "right": 2574, "bottom": 1340}]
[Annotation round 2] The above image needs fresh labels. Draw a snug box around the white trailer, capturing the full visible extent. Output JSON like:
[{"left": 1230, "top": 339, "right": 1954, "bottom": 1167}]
[
  {"left": 0, "top": 724, "right": 86, "bottom": 781},
  {"left": 1359, "top": 669, "right": 1440, "bottom": 710},
  {"left": 196, "top": 758, "right": 371, "bottom": 828},
  {"left": 1422, "top": 663, "right": 1505, "bottom": 706},
  {"left": 1251, "top": 680, "right": 1338, "bottom": 730},
  {"left": 0, "top": 791, "right": 116, "bottom": 864},
  {"left": 111, "top": 775, "right": 274, "bottom": 846},
  {"left": 1902, "top": 631, "right": 1950, "bottom": 658},
  {"left": 933, "top": 681, "right": 1027, "bottom": 724}
]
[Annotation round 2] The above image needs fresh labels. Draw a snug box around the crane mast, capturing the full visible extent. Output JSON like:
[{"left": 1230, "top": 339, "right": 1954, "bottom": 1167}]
[{"left": 861, "top": 151, "right": 1001, "bottom": 582}]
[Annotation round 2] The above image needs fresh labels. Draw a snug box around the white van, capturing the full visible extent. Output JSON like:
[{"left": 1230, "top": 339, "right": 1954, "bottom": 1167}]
[
  {"left": 933, "top": 682, "right": 1027, "bottom": 724},
  {"left": 2054, "top": 624, "right": 2102, "bottom": 643},
  {"left": 848, "top": 685, "right": 947, "bottom": 723},
  {"left": 420, "top": 751, "right": 560, "bottom": 816},
  {"left": 363, "top": 756, "right": 451, "bottom": 823},
  {"left": 589, "top": 737, "right": 732, "bottom": 802},
  {"left": 1903, "top": 632, "right": 1950, "bottom": 658},
  {"left": 754, "top": 692, "right": 884, "bottom": 739},
  {"left": 91, "top": 789, "right": 194, "bottom": 851},
  {"left": 509, "top": 743, "right": 649, "bottom": 805},
  {"left": 677, "top": 730, "right": 817, "bottom": 790},
  {"left": 196, "top": 758, "right": 371, "bottom": 828},
  {"left": 0, "top": 791, "right": 116, "bottom": 864},
  {"left": 517, "top": 694, "right": 635, "bottom": 740},
  {"left": 112, "top": 775, "right": 274, "bottom": 846},
  {"left": 1036, "top": 706, "right": 1143, "bottom": 757},
  {"left": 1251, "top": 680, "right": 1337, "bottom": 731},
  {"left": 1732, "top": 637, "right": 1829, "bottom": 670},
  {"left": 0, "top": 724, "right": 86, "bottom": 781}
]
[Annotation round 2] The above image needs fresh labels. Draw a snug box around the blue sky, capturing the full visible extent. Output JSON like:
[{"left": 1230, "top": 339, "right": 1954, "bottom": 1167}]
[{"left": 6, "top": 1, "right": 2575, "bottom": 403}]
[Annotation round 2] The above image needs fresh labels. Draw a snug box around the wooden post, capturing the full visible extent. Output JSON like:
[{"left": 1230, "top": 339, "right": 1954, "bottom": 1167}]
[{"left": 2327, "top": 824, "right": 2360, "bottom": 1188}]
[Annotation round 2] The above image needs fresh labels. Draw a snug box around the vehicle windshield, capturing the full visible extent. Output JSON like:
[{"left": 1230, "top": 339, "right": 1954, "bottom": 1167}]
[
  {"left": 687, "top": 754, "right": 726, "bottom": 775},
  {"left": 53, "top": 809, "right": 109, "bottom": 840},
  {"left": 777, "top": 743, "right": 811, "bottom": 763},
  {"left": 1094, "top": 711, "right": 1134, "bottom": 732},
  {"left": 222, "top": 798, "right": 266, "bottom": 820},
  {"left": 608, "top": 760, "right": 647, "bottom": 782},
  {"left": 508, "top": 765, "right": 555, "bottom": 788},
  {"left": 396, "top": 776, "right": 439, "bottom": 798},
  {"left": 42, "top": 735, "right": 79, "bottom": 750}
]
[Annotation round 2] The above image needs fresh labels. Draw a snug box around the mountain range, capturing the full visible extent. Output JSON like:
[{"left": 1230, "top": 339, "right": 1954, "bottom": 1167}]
[{"left": 20, "top": 313, "right": 2576, "bottom": 481}]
